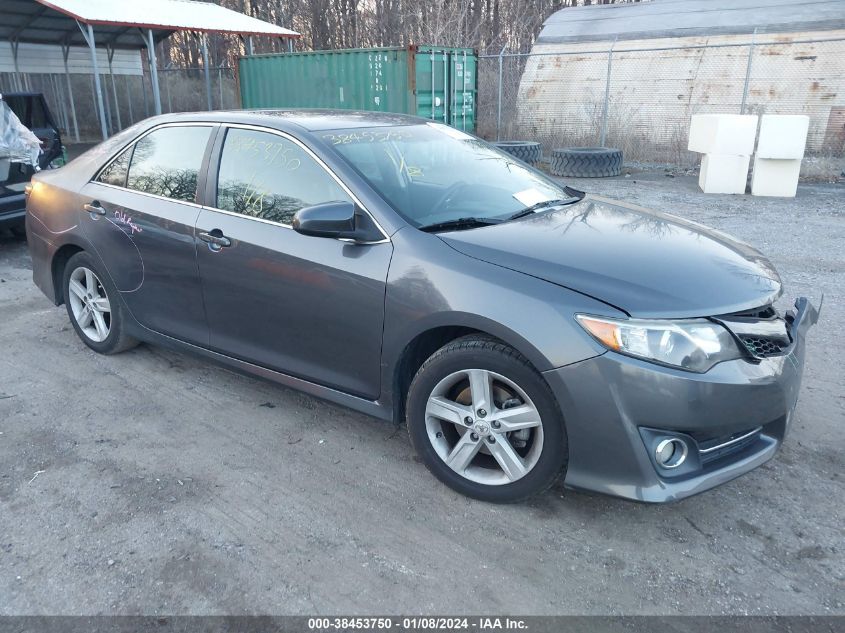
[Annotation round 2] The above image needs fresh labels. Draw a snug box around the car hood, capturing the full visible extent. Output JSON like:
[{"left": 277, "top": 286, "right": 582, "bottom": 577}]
[{"left": 439, "top": 195, "right": 782, "bottom": 318}]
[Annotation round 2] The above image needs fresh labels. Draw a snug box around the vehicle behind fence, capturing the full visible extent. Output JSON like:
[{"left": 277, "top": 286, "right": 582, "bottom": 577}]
[
  {"left": 0, "top": 66, "right": 238, "bottom": 143},
  {"left": 478, "top": 35, "right": 845, "bottom": 176}
]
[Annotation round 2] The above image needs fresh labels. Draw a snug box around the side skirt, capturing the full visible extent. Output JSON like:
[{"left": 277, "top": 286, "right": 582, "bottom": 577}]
[{"left": 123, "top": 319, "right": 394, "bottom": 423}]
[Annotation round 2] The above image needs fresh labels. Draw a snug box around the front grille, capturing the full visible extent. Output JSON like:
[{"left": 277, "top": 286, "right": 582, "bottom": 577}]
[
  {"left": 696, "top": 427, "right": 762, "bottom": 465},
  {"left": 717, "top": 304, "right": 792, "bottom": 360},
  {"left": 738, "top": 335, "right": 789, "bottom": 358}
]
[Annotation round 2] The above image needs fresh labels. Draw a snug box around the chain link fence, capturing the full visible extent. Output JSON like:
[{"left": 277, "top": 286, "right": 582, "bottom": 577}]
[
  {"left": 4, "top": 36, "right": 844, "bottom": 178},
  {"left": 478, "top": 36, "right": 845, "bottom": 176},
  {"left": 1, "top": 66, "right": 238, "bottom": 142}
]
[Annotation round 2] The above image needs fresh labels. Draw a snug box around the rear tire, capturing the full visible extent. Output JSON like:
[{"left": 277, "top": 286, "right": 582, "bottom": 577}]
[
  {"left": 550, "top": 147, "right": 623, "bottom": 177},
  {"left": 406, "top": 335, "right": 568, "bottom": 503},
  {"left": 62, "top": 251, "right": 139, "bottom": 355}
]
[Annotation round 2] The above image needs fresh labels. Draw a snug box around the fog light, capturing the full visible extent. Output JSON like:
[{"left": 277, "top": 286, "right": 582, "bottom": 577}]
[{"left": 655, "top": 438, "right": 688, "bottom": 469}]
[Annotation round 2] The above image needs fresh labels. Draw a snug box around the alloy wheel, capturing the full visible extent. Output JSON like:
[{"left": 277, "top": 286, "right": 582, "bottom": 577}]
[
  {"left": 67, "top": 266, "right": 111, "bottom": 343},
  {"left": 424, "top": 369, "right": 544, "bottom": 485}
]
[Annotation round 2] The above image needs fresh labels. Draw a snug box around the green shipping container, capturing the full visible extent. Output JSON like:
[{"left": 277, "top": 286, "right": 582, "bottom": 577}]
[{"left": 238, "top": 45, "right": 477, "bottom": 133}]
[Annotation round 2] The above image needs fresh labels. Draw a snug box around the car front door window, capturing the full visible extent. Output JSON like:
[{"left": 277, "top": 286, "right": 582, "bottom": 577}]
[{"left": 215, "top": 127, "right": 351, "bottom": 224}]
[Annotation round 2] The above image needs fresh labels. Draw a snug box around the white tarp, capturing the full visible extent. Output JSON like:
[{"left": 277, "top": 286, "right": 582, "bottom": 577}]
[{"left": 0, "top": 97, "right": 41, "bottom": 168}]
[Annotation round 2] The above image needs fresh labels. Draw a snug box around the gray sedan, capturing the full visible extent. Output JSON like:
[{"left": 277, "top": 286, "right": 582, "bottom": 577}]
[{"left": 24, "top": 110, "right": 818, "bottom": 503}]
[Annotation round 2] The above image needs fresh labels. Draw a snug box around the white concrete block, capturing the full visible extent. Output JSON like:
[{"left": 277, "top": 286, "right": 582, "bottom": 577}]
[
  {"left": 756, "top": 115, "right": 809, "bottom": 159},
  {"left": 751, "top": 157, "right": 801, "bottom": 197},
  {"left": 688, "top": 114, "right": 758, "bottom": 155},
  {"left": 698, "top": 154, "right": 750, "bottom": 194}
]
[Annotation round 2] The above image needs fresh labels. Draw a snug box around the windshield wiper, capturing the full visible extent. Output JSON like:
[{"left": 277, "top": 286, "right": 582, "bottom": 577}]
[
  {"left": 506, "top": 192, "right": 584, "bottom": 221},
  {"left": 418, "top": 217, "right": 502, "bottom": 233}
]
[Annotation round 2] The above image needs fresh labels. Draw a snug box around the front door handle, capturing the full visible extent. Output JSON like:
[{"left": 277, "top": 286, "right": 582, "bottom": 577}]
[
  {"left": 84, "top": 201, "right": 106, "bottom": 216},
  {"left": 198, "top": 230, "right": 232, "bottom": 249}
]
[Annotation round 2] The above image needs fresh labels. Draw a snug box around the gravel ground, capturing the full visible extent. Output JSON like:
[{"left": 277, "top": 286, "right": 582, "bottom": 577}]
[{"left": 0, "top": 172, "right": 842, "bottom": 615}]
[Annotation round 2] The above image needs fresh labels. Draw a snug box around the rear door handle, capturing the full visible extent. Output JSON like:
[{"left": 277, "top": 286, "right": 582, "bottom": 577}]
[
  {"left": 84, "top": 202, "right": 106, "bottom": 216},
  {"left": 198, "top": 230, "right": 232, "bottom": 249}
]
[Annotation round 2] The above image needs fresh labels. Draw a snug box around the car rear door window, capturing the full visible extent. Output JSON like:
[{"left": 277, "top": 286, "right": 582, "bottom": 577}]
[
  {"left": 96, "top": 147, "right": 132, "bottom": 187},
  {"left": 126, "top": 126, "right": 211, "bottom": 203},
  {"left": 216, "top": 128, "right": 351, "bottom": 225}
]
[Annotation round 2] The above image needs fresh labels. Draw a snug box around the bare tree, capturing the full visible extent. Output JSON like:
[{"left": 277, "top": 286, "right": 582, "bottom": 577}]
[{"left": 162, "top": 0, "right": 646, "bottom": 68}]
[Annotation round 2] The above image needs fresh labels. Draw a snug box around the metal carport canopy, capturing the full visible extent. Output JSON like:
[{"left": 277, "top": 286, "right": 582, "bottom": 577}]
[{"left": 1, "top": 0, "right": 300, "bottom": 139}]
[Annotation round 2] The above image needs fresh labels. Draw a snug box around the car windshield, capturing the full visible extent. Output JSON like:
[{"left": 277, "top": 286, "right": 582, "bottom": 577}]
[{"left": 321, "top": 123, "right": 570, "bottom": 228}]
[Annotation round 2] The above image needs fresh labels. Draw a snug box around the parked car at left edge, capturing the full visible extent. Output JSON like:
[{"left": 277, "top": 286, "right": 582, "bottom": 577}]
[{"left": 1, "top": 92, "right": 64, "bottom": 234}]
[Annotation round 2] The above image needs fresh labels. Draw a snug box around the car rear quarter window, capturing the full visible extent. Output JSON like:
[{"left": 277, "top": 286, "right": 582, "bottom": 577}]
[
  {"left": 216, "top": 128, "right": 351, "bottom": 225},
  {"left": 125, "top": 126, "right": 211, "bottom": 203},
  {"left": 96, "top": 146, "right": 132, "bottom": 187}
]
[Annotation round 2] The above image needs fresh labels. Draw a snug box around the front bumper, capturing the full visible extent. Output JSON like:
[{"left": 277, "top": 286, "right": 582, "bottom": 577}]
[{"left": 544, "top": 297, "right": 818, "bottom": 503}]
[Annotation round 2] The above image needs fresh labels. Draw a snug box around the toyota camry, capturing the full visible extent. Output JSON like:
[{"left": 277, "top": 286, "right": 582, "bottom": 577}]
[{"left": 25, "top": 110, "right": 818, "bottom": 503}]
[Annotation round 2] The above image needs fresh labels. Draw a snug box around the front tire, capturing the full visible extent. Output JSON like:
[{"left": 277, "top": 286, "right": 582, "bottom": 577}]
[
  {"left": 406, "top": 336, "right": 568, "bottom": 503},
  {"left": 62, "top": 251, "right": 138, "bottom": 354}
]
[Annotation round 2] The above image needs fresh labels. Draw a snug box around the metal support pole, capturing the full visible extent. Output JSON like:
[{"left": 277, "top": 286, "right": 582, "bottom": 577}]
[
  {"left": 247, "top": 36, "right": 254, "bottom": 56},
  {"left": 107, "top": 46, "right": 122, "bottom": 130},
  {"left": 218, "top": 65, "right": 224, "bottom": 109},
  {"left": 80, "top": 21, "right": 109, "bottom": 140},
  {"left": 430, "top": 50, "right": 435, "bottom": 120},
  {"left": 496, "top": 45, "right": 505, "bottom": 141},
  {"left": 10, "top": 40, "right": 22, "bottom": 91},
  {"left": 144, "top": 29, "right": 162, "bottom": 115},
  {"left": 101, "top": 71, "right": 113, "bottom": 134},
  {"left": 442, "top": 50, "right": 448, "bottom": 123},
  {"left": 288, "top": 38, "right": 293, "bottom": 53},
  {"left": 599, "top": 37, "right": 617, "bottom": 148},
  {"left": 62, "top": 44, "right": 80, "bottom": 142},
  {"left": 201, "top": 33, "right": 213, "bottom": 111},
  {"left": 141, "top": 70, "right": 149, "bottom": 117},
  {"left": 452, "top": 51, "right": 457, "bottom": 127},
  {"left": 89, "top": 74, "right": 98, "bottom": 130},
  {"left": 165, "top": 70, "right": 172, "bottom": 113},
  {"left": 462, "top": 49, "right": 467, "bottom": 131},
  {"left": 740, "top": 28, "right": 758, "bottom": 115}
]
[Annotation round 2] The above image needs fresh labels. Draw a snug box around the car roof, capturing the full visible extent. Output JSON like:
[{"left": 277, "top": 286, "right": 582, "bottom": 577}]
[{"left": 152, "top": 109, "right": 427, "bottom": 132}]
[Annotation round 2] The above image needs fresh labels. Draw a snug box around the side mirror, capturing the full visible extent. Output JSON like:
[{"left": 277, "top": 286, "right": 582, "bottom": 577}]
[{"left": 292, "top": 201, "right": 356, "bottom": 239}]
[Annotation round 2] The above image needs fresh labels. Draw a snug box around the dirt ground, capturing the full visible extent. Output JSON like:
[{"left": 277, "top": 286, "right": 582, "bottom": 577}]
[{"left": 0, "top": 171, "right": 842, "bottom": 615}]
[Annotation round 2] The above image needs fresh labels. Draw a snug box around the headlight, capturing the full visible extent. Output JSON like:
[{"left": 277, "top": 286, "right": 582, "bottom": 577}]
[{"left": 575, "top": 314, "right": 743, "bottom": 373}]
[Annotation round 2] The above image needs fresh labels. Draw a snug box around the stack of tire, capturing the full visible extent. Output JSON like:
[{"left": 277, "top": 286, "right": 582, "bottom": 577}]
[
  {"left": 550, "top": 147, "right": 623, "bottom": 178},
  {"left": 493, "top": 141, "right": 542, "bottom": 165}
]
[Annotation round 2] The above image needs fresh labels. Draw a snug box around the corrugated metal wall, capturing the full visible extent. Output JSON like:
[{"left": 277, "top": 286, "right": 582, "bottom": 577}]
[{"left": 0, "top": 42, "right": 143, "bottom": 75}]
